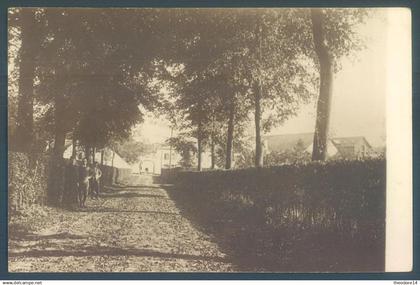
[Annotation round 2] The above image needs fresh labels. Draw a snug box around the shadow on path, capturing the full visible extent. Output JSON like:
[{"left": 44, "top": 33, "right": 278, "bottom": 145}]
[
  {"left": 79, "top": 207, "right": 180, "bottom": 215},
  {"left": 11, "top": 231, "right": 87, "bottom": 242},
  {"left": 104, "top": 184, "right": 162, "bottom": 190},
  {"left": 9, "top": 180, "right": 235, "bottom": 272},
  {"left": 101, "top": 192, "right": 167, "bottom": 199},
  {"left": 9, "top": 245, "right": 231, "bottom": 263},
  {"left": 162, "top": 185, "right": 260, "bottom": 271}
]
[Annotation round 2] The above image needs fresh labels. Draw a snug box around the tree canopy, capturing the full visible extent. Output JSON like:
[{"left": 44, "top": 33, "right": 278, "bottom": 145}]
[{"left": 9, "top": 8, "right": 370, "bottom": 171}]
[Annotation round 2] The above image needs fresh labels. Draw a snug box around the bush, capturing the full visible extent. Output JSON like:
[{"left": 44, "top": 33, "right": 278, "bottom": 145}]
[
  {"left": 8, "top": 152, "right": 50, "bottom": 214},
  {"left": 172, "top": 158, "right": 386, "bottom": 271}
]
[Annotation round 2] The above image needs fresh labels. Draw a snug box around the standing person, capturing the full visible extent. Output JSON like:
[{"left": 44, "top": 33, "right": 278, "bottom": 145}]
[
  {"left": 91, "top": 162, "right": 102, "bottom": 199},
  {"left": 88, "top": 157, "right": 95, "bottom": 198},
  {"left": 78, "top": 158, "right": 92, "bottom": 208}
]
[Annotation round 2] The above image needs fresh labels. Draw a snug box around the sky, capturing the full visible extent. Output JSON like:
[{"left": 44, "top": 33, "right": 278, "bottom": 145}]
[{"left": 134, "top": 9, "right": 389, "bottom": 147}]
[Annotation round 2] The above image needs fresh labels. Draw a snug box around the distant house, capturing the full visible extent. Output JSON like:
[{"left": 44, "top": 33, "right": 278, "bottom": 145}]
[
  {"left": 158, "top": 144, "right": 183, "bottom": 170},
  {"left": 261, "top": 133, "right": 373, "bottom": 161},
  {"left": 137, "top": 143, "right": 213, "bottom": 174},
  {"left": 138, "top": 154, "right": 157, "bottom": 174},
  {"left": 138, "top": 144, "right": 182, "bottom": 174},
  {"left": 262, "top": 133, "right": 338, "bottom": 158},
  {"left": 331, "top": 137, "right": 373, "bottom": 159},
  {"left": 262, "top": 133, "right": 313, "bottom": 154}
]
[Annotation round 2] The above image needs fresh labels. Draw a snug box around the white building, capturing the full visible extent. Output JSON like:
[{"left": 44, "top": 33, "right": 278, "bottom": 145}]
[
  {"left": 138, "top": 144, "right": 182, "bottom": 174},
  {"left": 138, "top": 143, "right": 213, "bottom": 174}
]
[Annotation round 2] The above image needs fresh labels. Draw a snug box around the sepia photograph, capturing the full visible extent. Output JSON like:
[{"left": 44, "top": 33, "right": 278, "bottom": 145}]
[{"left": 6, "top": 7, "right": 411, "bottom": 273}]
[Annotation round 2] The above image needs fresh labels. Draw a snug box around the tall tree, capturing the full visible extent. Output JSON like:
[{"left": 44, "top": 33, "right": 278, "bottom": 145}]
[
  {"left": 157, "top": 9, "right": 253, "bottom": 170},
  {"left": 36, "top": 9, "right": 165, "bottom": 156},
  {"left": 225, "top": 93, "right": 236, "bottom": 169},
  {"left": 166, "top": 135, "right": 197, "bottom": 168},
  {"left": 30, "top": 9, "right": 169, "bottom": 203},
  {"left": 224, "top": 9, "right": 316, "bottom": 167},
  {"left": 309, "top": 8, "right": 368, "bottom": 160},
  {"left": 169, "top": 72, "right": 216, "bottom": 171},
  {"left": 310, "top": 9, "right": 333, "bottom": 161},
  {"left": 11, "top": 9, "right": 44, "bottom": 152},
  {"left": 254, "top": 20, "right": 264, "bottom": 167},
  {"left": 165, "top": 9, "right": 315, "bottom": 169}
]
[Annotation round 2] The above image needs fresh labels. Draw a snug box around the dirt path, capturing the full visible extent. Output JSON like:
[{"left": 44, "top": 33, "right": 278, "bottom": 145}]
[{"left": 8, "top": 175, "right": 236, "bottom": 272}]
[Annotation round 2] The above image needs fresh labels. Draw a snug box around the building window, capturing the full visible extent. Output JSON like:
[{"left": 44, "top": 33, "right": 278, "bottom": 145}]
[{"left": 164, "top": 153, "right": 169, "bottom": 160}]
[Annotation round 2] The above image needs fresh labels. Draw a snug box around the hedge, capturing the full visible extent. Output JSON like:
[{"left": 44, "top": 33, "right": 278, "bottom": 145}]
[
  {"left": 160, "top": 167, "right": 183, "bottom": 183},
  {"left": 171, "top": 158, "right": 386, "bottom": 271}
]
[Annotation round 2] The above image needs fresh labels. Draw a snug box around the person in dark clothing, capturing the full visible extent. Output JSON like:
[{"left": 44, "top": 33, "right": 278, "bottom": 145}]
[
  {"left": 90, "top": 162, "right": 103, "bottom": 199},
  {"left": 78, "top": 158, "right": 92, "bottom": 208},
  {"left": 64, "top": 155, "right": 80, "bottom": 208}
]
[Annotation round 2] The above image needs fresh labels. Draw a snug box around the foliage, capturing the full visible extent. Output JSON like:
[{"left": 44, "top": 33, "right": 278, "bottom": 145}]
[
  {"left": 9, "top": 8, "right": 371, "bottom": 164},
  {"left": 322, "top": 8, "right": 370, "bottom": 70},
  {"left": 224, "top": 9, "right": 317, "bottom": 132},
  {"left": 215, "top": 133, "right": 252, "bottom": 169},
  {"left": 264, "top": 149, "right": 311, "bottom": 166},
  {"left": 264, "top": 139, "right": 311, "bottom": 166},
  {"left": 229, "top": 138, "right": 312, "bottom": 168},
  {"left": 159, "top": 9, "right": 323, "bottom": 168},
  {"left": 113, "top": 137, "right": 153, "bottom": 164},
  {"left": 9, "top": 9, "right": 170, "bottom": 154},
  {"left": 37, "top": 9, "right": 167, "bottom": 148},
  {"left": 160, "top": 10, "right": 255, "bottom": 168},
  {"left": 166, "top": 135, "right": 197, "bottom": 168},
  {"left": 8, "top": 152, "right": 50, "bottom": 214}
]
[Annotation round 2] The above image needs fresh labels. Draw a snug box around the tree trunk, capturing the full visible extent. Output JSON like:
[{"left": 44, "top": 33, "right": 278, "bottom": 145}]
[
  {"left": 14, "top": 9, "right": 37, "bottom": 152},
  {"left": 311, "top": 9, "right": 334, "bottom": 161},
  {"left": 210, "top": 117, "right": 216, "bottom": 170},
  {"left": 71, "top": 134, "right": 77, "bottom": 158},
  {"left": 169, "top": 127, "right": 173, "bottom": 169},
  {"left": 92, "top": 147, "right": 96, "bottom": 163},
  {"left": 210, "top": 135, "right": 215, "bottom": 169},
  {"left": 47, "top": 94, "right": 67, "bottom": 206},
  {"left": 100, "top": 150, "right": 104, "bottom": 165},
  {"left": 254, "top": 82, "right": 263, "bottom": 168},
  {"left": 53, "top": 127, "right": 66, "bottom": 161},
  {"left": 197, "top": 137, "right": 202, "bottom": 171},
  {"left": 254, "top": 20, "right": 264, "bottom": 168},
  {"left": 197, "top": 122, "right": 202, "bottom": 171},
  {"left": 48, "top": 128, "right": 66, "bottom": 206},
  {"left": 225, "top": 99, "right": 235, "bottom": 169},
  {"left": 52, "top": 95, "right": 66, "bottom": 157},
  {"left": 85, "top": 146, "right": 91, "bottom": 162}
]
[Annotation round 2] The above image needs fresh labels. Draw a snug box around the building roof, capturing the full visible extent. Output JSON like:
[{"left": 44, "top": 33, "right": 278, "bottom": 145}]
[
  {"left": 63, "top": 144, "right": 131, "bottom": 169},
  {"left": 262, "top": 133, "right": 372, "bottom": 155},
  {"left": 331, "top": 136, "right": 372, "bottom": 149},
  {"left": 262, "top": 133, "right": 314, "bottom": 153}
]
